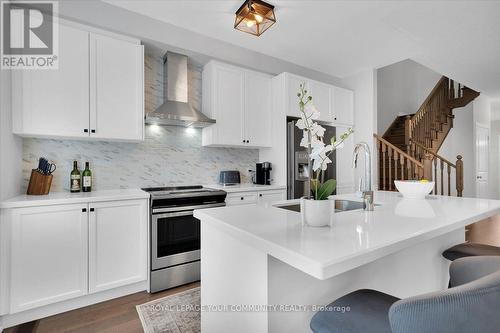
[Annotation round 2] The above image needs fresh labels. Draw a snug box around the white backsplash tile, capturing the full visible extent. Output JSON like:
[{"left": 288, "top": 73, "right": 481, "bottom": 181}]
[
  {"left": 22, "top": 53, "right": 258, "bottom": 192},
  {"left": 23, "top": 126, "right": 257, "bottom": 191}
]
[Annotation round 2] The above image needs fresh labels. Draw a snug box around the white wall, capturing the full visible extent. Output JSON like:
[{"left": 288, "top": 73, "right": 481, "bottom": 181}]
[
  {"left": 437, "top": 104, "right": 475, "bottom": 197},
  {"left": 377, "top": 59, "right": 441, "bottom": 134},
  {"left": 490, "top": 120, "right": 500, "bottom": 199},
  {"left": 0, "top": 69, "right": 22, "bottom": 200},
  {"left": 473, "top": 95, "right": 492, "bottom": 126},
  {"left": 342, "top": 69, "right": 378, "bottom": 190}
]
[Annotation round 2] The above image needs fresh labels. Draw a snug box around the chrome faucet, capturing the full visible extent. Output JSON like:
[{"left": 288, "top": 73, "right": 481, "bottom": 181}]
[{"left": 352, "top": 142, "right": 374, "bottom": 211}]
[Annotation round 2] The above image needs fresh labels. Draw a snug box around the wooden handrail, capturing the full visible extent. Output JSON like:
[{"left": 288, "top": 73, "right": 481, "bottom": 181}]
[
  {"left": 410, "top": 140, "right": 456, "bottom": 168},
  {"left": 373, "top": 134, "right": 423, "bottom": 167},
  {"left": 412, "top": 76, "right": 448, "bottom": 121}
]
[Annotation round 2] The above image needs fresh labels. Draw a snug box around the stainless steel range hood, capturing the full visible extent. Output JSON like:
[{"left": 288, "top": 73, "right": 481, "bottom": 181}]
[{"left": 145, "top": 52, "right": 215, "bottom": 128}]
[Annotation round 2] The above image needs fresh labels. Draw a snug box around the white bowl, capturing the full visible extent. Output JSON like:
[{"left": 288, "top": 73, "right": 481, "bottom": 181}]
[{"left": 394, "top": 180, "right": 434, "bottom": 199}]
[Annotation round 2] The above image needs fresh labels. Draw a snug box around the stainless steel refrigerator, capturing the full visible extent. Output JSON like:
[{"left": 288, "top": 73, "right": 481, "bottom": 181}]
[{"left": 287, "top": 117, "right": 336, "bottom": 199}]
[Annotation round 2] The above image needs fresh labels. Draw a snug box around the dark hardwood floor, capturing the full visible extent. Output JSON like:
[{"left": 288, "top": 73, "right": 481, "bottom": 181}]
[{"left": 5, "top": 282, "right": 200, "bottom": 333}]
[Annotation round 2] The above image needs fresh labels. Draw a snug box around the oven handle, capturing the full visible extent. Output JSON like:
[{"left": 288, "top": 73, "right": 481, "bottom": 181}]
[{"left": 152, "top": 202, "right": 226, "bottom": 215}]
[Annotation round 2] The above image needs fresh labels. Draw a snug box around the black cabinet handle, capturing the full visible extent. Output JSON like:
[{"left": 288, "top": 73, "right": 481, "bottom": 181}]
[
  {"left": 84, "top": 129, "right": 89, "bottom": 133},
  {"left": 242, "top": 140, "right": 245, "bottom": 143},
  {"left": 259, "top": 194, "right": 263, "bottom": 197},
  {"left": 240, "top": 197, "right": 244, "bottom": 200},
  {"left": 82, "top": 208, "right": 87, "bottom": 212},
  {"left": 89, "top": 208, "right": 95, "bottom": 212},
  {"left": 246, "top": 140, "right": 249, "bottom": 143},
  {"left": 91, "top": 129, "right": 96, "bottom": 133},
  {"left": 334, "top": 117, "right": 337, "bottom": 120}
]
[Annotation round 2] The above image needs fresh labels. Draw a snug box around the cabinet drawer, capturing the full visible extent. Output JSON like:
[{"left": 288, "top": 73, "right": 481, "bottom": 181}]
[
  {"left": 225, "top": 192, "right": 258, "bottom": 206},
  {"left": 257, "top": 190, "right": 286, "bottom": 204}
]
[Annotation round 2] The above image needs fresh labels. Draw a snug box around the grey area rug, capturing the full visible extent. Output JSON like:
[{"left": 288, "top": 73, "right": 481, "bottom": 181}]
[{"left": 136, "top": 287, "right": 200, "bottom": 333}]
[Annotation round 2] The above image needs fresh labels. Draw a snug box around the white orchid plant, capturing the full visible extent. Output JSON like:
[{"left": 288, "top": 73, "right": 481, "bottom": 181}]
[{"left": 296, "top": 84, "right": 354, "bottom": 200}]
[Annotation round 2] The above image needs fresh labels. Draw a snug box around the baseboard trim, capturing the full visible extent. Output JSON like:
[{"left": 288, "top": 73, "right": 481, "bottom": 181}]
[{"left": 0, "top": 281, "right": 147, "bottom": 329}]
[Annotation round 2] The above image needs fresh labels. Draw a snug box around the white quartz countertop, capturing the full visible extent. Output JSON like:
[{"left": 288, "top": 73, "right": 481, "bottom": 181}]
[
  {"left": 0, "top": 189, "right": 150, "bottom": 209},
  {"left": 204, "top": 183, "right": 286, "bottom": 193},
  {"left": 194, "top": 191, "right": 500, "bottom": 280}
]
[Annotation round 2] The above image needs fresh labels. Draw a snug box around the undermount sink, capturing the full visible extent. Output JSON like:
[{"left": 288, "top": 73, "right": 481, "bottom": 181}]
[{"left": 276, "top": 200, "right": 368, "bottom": 213}]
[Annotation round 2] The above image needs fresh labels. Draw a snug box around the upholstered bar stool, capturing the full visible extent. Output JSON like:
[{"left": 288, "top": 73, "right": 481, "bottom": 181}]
[
  {"left": 310, "top": 256, "right": 500, "bottom": 333},
  {"left": 442, "top": 242, "right": 500, "bottom": 261}
]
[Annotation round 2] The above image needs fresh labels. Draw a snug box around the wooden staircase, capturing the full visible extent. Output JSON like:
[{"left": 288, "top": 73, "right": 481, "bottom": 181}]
[{"left": 375, "top": 76, "right": 479, "bottom": 196}]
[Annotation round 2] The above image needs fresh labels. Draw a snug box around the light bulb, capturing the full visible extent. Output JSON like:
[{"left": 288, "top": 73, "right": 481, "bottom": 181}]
[
  {"left": 254, "top": 14, "right": 263, "bottom": 23},
  {"left": 245, "top": 19, "right": 255, "bottom": 28}
]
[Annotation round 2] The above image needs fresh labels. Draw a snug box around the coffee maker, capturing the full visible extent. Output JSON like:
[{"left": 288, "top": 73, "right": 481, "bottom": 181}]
[{"left": 255, "top": 162, "right": 272, "bottom": 185}]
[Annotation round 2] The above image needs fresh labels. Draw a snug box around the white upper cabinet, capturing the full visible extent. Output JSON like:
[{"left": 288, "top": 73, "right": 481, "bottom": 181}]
[
  {"left": 12, "top": 21, "right": 144, "bottom": 142},
  {"left": 202, "top": 61, "right": 272, "bottom": 148},
  {"left": 332, "top": 86, "right": 354, "bottom": 126},
  {"left": 244, "top": 71, "right": 272, "bottom": 146},
  {"left": 279, "top": 72, "right": 353, "bottom": 126},
  {"left": 287, "top": 74, "right": 310, "bottom": 119},
  {"left": 90, "top": 33, "right": 144, "bottom": 141},
  {"left": 204, "top": 63, "right": 245, "bottom": 146},
  {"left": 309, "top": 81, "right": 332, "bottom": 123},
  {"left": 12, "top": 23, "right": 90, "bottom": 138}
]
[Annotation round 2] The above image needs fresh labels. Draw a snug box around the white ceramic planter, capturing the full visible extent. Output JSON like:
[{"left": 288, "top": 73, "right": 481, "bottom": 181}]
[{"left": 300, "top": 198, "right": 334, "bottom": 227}]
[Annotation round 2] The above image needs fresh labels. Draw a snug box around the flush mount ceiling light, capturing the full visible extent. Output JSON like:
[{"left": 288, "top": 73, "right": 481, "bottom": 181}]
[{"left": 234, "top": 0, "right": 276, "bottom": 36}]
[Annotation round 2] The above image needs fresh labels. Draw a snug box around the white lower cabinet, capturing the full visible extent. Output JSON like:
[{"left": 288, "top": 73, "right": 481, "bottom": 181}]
[
  {"left": 257, "top": 190, "right": 286, "bottom": 204},
  {"left": 88, "top": 200, "right": 148, "bottom": 293},
  {"left": 225, "top": 192, "right": 257, "bottom": 206},
  {"left": 225, "top": 189, "right": 286, "bottom": 206},
  {"left": 6, "top": 198, "right": 148, "bottom": 314},
  {"left": 9, "top": 204, "right": 89, "bottom": 313}
]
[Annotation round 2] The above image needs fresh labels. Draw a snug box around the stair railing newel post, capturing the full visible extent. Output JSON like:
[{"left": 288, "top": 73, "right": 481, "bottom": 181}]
[
  {"left": 456, "top": 155, "right": 463, "bottom": 197},
  {"left": 404, "top": 115, "right": 412, "bottom": 155}
]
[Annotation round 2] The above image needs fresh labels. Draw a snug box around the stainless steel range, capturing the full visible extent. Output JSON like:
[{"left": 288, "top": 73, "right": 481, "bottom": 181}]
[{"left": 142, "top": 186, "right": 226, "bottom": 293}]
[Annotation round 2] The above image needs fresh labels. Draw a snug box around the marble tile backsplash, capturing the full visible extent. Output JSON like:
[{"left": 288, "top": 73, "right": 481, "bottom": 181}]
[
  {"left": 23, "top": 126, "right": 258, "bottom": 191},
  {"left": 22, "top": 53, "right": 258, "bottom": 192}
]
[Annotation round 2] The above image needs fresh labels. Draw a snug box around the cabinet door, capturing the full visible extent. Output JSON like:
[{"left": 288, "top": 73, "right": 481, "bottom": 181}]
[
  {"left": 10, "top": 204, "right": 88, "bottom": 313},
  {"left": 12, "top": 24, "right": 90, "bottom": 138},
  {"left": 244, "top": 72, "right": 272, "bottom": 147},
  {"left": 225, "top": 192, "right": 258, "bottom": 206},
  {"left": 90, "top": 33, "right": 144, "bottom": 141},
  {"left": 287, "top": 75, "right": 310, "bottom": 118},
  {"left": 335, "top": 125, "right": 355, "bottom": 192},
  {"left": 310, "top": 81, "right": 332, "bottom": 123},
  {"left": 88, "top": 200, "right": 148, "bottom": 293},
  {"left": 214, "top": 65, "right": 245, "bottom": 145},
  {"left": 332, "top": 87, "right": 354, "bottom": 126},
  {"left": 257, "top": 190, "right": 286, "bottom": 205}
]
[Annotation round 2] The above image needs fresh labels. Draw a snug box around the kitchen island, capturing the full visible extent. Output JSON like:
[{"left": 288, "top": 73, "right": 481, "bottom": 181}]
[{"left": 194, "top": 191, "right": 500, "bottom": 333}]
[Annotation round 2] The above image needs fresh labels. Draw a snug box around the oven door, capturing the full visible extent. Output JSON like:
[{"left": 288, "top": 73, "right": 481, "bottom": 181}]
[{"left": 151, "top": 203, "right": 224, "bottom": 270}]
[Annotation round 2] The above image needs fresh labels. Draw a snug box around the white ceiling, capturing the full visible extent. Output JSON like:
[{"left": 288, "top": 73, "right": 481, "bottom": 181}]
[{"left": 104, "top": 0, "right": 500, "bottom": 98}]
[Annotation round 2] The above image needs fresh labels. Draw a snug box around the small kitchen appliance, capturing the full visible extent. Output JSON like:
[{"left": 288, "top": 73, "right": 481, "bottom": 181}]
[
  {"left": 142, "top": 185, "right": 226, "bottom": 292},
  {"left": 218, "top": 170, "right": 241, "bottom": 186},
  {"left": 255, "top": 162, "right": 272, "bottom": 185}
]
